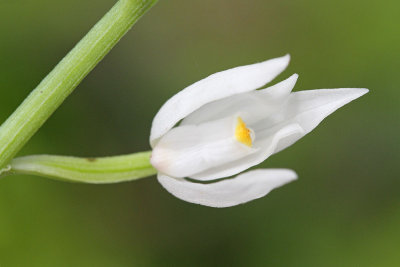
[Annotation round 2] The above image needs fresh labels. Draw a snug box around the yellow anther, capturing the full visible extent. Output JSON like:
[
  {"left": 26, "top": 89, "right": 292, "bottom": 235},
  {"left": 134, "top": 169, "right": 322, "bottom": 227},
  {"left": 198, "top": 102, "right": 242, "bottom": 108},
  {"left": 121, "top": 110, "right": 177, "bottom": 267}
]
[{"left": 235, "top": 117, "right": 252, "bottom": 147}]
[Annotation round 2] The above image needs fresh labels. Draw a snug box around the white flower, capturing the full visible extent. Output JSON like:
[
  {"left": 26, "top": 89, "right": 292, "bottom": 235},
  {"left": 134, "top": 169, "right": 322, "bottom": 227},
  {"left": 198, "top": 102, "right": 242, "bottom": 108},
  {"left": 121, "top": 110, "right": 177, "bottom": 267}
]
[{"left": 150, "top": 55, "right": 368, "bottom": 208}]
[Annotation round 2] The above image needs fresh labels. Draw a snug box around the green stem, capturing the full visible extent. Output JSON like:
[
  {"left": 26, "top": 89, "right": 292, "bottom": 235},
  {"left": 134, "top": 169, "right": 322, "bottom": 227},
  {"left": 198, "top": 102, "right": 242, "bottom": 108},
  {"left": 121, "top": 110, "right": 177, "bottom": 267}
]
[
  {"left": 0, "top": 0, "right": 158, "bottom": 169},
  {"left": 1, "top": 151, "right": 156, "bottom": 184}
]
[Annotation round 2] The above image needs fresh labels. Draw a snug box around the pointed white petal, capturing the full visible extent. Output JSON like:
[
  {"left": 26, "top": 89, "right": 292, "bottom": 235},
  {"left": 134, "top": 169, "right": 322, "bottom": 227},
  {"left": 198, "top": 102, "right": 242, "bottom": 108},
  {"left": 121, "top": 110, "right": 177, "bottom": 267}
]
[
  {"left": 254, "top": 88, "right": 369, "bottom": 153},
  {"left": 158, "top": 169, "right": 297, "bottom": 208},
  {"left": 150, "top": 55, "right": 291, "bottom": 147},
  {"left": 255, "top": 73, "right": 298, "bottom": 99},
  {"left": 191, "top": 88, "right": 368, "bottom": 180},
  {"left": 280, "top": 88, "right": 369, "bottom": 135},
  {"left": 151, "top": 115, "right": 257, "bottom": 179},
  {"left": 181, "top": 74, "right": 298, "bottom": 126}
]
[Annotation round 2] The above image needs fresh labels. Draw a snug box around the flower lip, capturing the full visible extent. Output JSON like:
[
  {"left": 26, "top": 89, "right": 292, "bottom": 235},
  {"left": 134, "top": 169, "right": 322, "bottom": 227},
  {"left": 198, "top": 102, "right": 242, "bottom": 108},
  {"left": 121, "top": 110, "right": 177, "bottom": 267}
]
[
  {"left": 150, "top": 114, "right": 258, "bottom": 179},
  {"left": 235, "top": 117, "right": 254, "bottom": 147}
]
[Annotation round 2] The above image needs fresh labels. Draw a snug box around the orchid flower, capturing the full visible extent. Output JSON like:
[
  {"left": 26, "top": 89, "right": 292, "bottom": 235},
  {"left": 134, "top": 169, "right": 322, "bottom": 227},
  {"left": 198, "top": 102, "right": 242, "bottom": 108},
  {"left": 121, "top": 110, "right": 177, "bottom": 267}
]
[{"left": 150, "top": 55, "right": 368, "bottom": 208}]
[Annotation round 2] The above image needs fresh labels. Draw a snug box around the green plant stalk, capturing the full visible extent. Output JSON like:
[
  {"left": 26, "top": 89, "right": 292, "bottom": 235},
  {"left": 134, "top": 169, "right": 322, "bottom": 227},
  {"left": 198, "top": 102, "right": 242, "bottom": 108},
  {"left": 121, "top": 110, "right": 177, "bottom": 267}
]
[
  {"left": 0, "top": 0, "right": 158, "bottom": 169},
  {"left": 0, "top": 151, "right": 156, "bottom": 183}
]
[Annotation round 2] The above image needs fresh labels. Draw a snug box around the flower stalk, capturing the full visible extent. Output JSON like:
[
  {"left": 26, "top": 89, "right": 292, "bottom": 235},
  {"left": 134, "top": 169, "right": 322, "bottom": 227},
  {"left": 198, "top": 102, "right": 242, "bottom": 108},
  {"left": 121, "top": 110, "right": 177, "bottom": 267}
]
[
  {"left": 0, "top": 151, "right": 156, "bottom": 183},
  {"left": 0, "top": 0, "right": 158, "bottom": 169}
]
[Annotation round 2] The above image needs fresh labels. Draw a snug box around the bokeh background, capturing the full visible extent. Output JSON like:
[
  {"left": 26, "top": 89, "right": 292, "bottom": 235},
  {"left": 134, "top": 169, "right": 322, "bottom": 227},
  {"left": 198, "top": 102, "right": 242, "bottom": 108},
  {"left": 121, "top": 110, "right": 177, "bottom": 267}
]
[{"left": 0, "top": 0, "right": 399, "bottom": 266}]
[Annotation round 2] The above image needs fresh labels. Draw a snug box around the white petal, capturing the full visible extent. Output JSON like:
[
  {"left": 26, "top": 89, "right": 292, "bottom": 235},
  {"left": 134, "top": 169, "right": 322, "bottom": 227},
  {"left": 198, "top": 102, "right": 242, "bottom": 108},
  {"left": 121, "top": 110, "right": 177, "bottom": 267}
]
[
  {"left": 254, "top": 88, "right": 369, "bottom": 152},
  {"left": 191, "top": 88, "right": 368, "bottom": 180},
  {"left": 279, "top": 88, "right": 369, "bottom": 136},
  {"left": 151, "top": 115, "right": 257, "bottom": 179},
  {"left": 255, "top": 73, "right": 298, "bottom": 99},
  {"left": 181, "top": 74, "right": 298, "bottom": 126},
  {"left": 190, "top": 123, "right": 304, "bottom": 180},
  {"left": 150, "top": 55, "right": 291, "bottom": 147},
  {"left": 157, "top": 169, "right": 297, "bottom": 208}
]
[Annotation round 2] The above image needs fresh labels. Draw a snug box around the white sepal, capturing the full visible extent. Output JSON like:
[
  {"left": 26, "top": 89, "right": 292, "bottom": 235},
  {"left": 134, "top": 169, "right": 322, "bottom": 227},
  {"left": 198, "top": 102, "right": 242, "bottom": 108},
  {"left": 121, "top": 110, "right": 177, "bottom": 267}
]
[
  {"left": 150, "top": 55, "right": 291, "bottom": 147},
  {"left": 158, "top": 169, "right": 297, "bottom": 208}
]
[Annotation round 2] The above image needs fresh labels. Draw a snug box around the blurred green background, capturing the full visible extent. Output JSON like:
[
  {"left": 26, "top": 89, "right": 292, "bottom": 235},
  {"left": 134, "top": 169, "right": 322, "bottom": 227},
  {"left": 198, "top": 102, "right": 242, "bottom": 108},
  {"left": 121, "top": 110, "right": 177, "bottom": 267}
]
[{"left": 0, "top": 0, "right": 399, "bottom": 266}]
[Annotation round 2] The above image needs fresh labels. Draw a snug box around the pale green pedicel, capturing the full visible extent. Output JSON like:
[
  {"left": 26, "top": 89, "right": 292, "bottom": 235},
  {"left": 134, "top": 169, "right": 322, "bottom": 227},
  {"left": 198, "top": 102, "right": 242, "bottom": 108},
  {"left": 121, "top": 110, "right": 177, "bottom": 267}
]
[
  {"left": 0, "top": 0, "right": 158, "bottom": 176},
  {"left": 0, "top": 152, "right": 156, "bottom": 183}
]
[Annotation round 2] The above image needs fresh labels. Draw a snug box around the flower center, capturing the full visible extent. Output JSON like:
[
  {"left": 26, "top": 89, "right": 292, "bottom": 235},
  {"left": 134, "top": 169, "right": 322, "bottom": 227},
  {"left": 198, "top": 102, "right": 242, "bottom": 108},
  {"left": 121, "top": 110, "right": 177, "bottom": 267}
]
[{"left": 235, "top": 117, "right": 253, "bottom": 147}]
